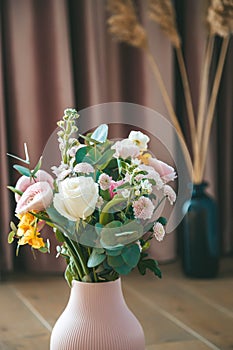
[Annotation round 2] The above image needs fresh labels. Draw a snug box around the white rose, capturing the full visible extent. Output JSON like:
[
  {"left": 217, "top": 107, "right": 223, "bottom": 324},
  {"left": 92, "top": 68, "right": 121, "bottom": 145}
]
[
  {"left": 53, "top": 176, "right": 99, "bottom": 221},
  {"left": 128, "top": 131, "right": 150, "bottom": 151}
]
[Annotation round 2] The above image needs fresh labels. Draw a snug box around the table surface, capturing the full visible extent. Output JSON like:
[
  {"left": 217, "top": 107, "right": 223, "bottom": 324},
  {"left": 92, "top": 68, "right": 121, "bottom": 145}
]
[{"left": 0, "top": 258, "right": 232, "bottom": 350}]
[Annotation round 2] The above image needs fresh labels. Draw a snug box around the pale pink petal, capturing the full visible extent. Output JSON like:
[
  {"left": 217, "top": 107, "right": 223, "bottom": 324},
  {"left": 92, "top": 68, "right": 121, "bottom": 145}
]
[
  {"left": 148, "top": 158, "right": 177, "bottom": 183},
  {"left": 15, "top": 182, "right": 53, "bottom": 214},
  {"left": 15, "top": 170, "right": 54, "bottom": 202}
]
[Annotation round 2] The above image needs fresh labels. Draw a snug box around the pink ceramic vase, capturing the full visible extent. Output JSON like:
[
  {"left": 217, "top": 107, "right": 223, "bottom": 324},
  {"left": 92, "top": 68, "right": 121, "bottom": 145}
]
[{"left": 50, "top": 278, "right": 145, "bottom": 350}]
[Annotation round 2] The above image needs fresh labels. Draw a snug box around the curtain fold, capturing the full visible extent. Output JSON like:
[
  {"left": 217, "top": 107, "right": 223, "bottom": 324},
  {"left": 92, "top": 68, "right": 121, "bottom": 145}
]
[
  {"left": 0, "top": 0, "right": 74, "bottom": 273},
  {"left": 0, "top": 11, "right": 12, "bottom": 274}
]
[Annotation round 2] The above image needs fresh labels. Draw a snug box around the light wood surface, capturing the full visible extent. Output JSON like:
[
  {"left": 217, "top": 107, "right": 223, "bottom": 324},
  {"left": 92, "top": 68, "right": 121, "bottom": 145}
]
[{"left": 0, "top": 258, "right": 232, "bottom": 349}]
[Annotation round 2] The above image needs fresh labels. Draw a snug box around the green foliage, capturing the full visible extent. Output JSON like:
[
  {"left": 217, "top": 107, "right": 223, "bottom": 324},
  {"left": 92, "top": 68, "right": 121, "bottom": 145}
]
[
  {"left": 13, "top": 165, "right": 31, "bottom": 177},
  {"left": 7, "top": 186, "right": 23, "bottom": 196},
  {"left": 100, "top": 220, "right": 143, "bottom": 249},
  {"left": 75, "top": 146, "right": 91, "bottom": 163},
  {"left": 157, "top": 217, "right": 167, "bottom": 226},
  {"left": 8, "top": 231, "right": 15, "bottom": 244},
  {"left": 31, "top": 156, "right": 42, "bottom": 177},
  {"left": 138, "top": 253, "right": 162, "bottom": 278},
  {"left": 87, "top": 249, "right": 106, "bottom": 268}
]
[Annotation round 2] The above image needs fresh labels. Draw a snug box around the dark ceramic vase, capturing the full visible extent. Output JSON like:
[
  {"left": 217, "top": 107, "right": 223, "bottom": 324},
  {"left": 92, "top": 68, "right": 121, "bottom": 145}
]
[{"left": 181, "top": 182, "right": 219, "bottom": 278}]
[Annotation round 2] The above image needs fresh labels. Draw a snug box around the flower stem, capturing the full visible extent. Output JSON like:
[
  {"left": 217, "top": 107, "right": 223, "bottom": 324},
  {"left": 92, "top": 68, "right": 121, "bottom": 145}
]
[
  {"left": 199, "top": 35, "right": 230, "bottom": 179},
  {"left": 70, "top": 240, "right": 90, "bottom": 277},
  {"left": 63, "top": 236, "right": 83, "bottom": 280}
]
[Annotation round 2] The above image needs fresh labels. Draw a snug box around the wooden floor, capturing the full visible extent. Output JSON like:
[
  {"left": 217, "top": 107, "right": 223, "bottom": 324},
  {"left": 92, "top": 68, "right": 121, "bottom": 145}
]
[{"left": 0, "top": 258, "right": 233, "bottom": 350}]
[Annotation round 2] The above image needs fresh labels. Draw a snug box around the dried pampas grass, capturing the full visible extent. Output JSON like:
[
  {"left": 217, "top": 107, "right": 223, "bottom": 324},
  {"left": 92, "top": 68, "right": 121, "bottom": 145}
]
[
  {"left": 148, "top": 0, "right": 181, "bottom": 48},
  {"left": 106, "top": 0, "right": 233, "bottom": 182},
  {"left": 107, "top": 0, "right": 147, "bottom": 48},
  {"left": 207, "top": 0, "right": 233, "bottom": 37}
]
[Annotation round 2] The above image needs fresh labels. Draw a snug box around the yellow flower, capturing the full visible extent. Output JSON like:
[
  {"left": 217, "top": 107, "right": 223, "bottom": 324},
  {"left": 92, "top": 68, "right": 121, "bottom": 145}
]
[
  {"left": 18, "top": 226, "right": 45, "bottom": 249},
  {"left": 16, "top": 212, "right": 35, "bottom": 236},
  {"left": 138, "top": 153, "right": 152, "bottom": 165}
]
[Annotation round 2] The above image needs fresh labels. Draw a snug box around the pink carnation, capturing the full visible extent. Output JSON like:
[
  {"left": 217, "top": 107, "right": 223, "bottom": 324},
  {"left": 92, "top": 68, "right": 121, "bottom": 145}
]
[
  {"left": 132, "top": 196, "right": 154, "bottom": 220},
  {"left": 148, "top": 158, "right": 177, "bottom": 183},
  {"left": 153, "top": 222, "right": 165, "bottom": 242},
  {"left": 98, "top": 173, "right": 112, "bottom": 191}
]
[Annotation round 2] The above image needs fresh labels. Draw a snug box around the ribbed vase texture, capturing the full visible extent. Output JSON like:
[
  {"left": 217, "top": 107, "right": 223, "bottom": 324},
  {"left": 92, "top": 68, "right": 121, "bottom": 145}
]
[{"left": 50, "top": 278, "right": 145, "bottom": 350}]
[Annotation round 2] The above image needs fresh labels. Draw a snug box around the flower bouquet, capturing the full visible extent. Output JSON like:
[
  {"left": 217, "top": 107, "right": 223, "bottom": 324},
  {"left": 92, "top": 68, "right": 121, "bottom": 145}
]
[{"left": 8, "top": 108, "right": 177, "bottom": 285}]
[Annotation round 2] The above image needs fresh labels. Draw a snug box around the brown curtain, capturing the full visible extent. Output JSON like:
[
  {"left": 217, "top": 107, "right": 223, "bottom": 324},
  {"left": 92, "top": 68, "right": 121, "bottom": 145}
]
[
  {"left": 0, "top": 0, "right": 232, "bottom": 275},
  {"left": 0, "top": 0, "right": 74, "bottom": 273}
]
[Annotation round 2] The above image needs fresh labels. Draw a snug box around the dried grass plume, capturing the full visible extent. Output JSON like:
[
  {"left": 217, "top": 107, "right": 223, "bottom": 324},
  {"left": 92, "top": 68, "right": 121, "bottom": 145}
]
[
  {"left": 207, "top": 0, "right": 233, "bottom": 37},
  {"left": 148, "top": 0, "right": 181, "bottom": 48},
  {"left": 107, "top": 0, "right": 147, "bottom": 48}
]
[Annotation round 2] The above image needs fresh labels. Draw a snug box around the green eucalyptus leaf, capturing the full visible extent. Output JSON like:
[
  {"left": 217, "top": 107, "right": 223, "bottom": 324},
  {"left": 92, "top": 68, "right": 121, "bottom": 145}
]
[
  {"left": 46, "top": 205, "right": 76, "bottom": 239},
  {"left": 83, "top": 147, "right": 102, "bottom": 164},
  {"left": 77, "top": 224, "right": 99, "bottom": 247},
  {"left": 122, "top": 244, "right": 140, "bottom": 268},
  {"left": 75, "top": 146, "right": 91, "bottom": 163},
  {"left": 106, "top": 247, "right": 122, "bottom": 256},
  {"left": 100, "top": 220, "right": 143, "bottom": 249},
  {"left": 13, "top": 165, "right": 31, "bottom": 177},
  {"left": 107, "top": 255, "right": 124, "bottom": 268},
  {"left": 114, "top": 263, "right": 132, "bottom": 275},
  {"left": 96, "top": 149, "right": 115, "bottom": 169},
  {"left": 95, "top": 223, "right": 103, "bottom": 236},
  {"left": 87, "top": 249, "right": 106, "bottom": 268}
]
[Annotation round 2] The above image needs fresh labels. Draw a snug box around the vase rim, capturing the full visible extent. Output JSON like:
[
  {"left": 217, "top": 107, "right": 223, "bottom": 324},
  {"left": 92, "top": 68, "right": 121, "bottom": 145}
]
[
  {"left": 71, "top": 277, "right": 121, "bottom": 288},
  {"left": 193, "top": 181, "right": 209, "bottom": 187}
]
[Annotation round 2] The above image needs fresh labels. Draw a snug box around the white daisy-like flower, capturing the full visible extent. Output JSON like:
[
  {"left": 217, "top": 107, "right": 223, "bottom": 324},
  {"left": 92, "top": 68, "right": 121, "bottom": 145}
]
[
  {"left": 128, "top": 131, "right": 150, "bottom": 151},
  {"left": 153, "top": 222, "right": 166, "bottom": 242},
  {"left": 163, "top": 185, "right": 176, "bottom": 205}
]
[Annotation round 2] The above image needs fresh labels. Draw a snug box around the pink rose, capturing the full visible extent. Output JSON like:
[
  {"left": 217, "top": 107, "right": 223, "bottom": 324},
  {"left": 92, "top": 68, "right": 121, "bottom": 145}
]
[
  {"left": 15, "top": 170, "right": 54, "bottom": 202},
  {"left": 109, "top": 180, "right": 124, "bottom": 199},
  {"left": 15, "top": 182, "right": 53, "bottom": 214},
  {"left": 148, "top": 158, "right": 177, "bottom": 183}
]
